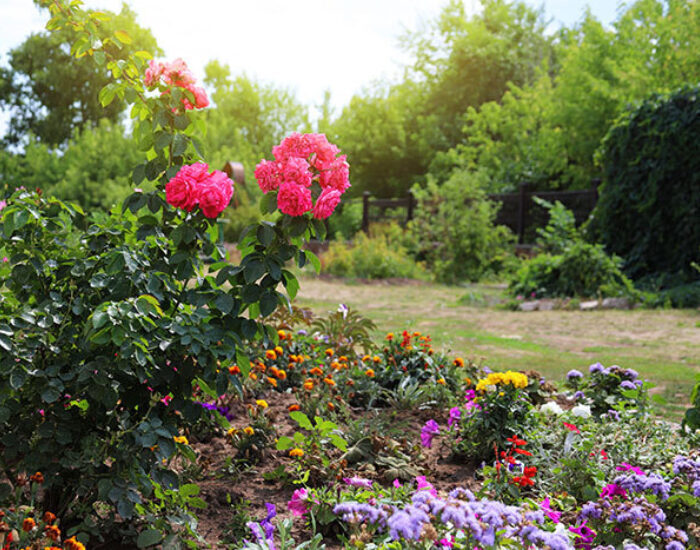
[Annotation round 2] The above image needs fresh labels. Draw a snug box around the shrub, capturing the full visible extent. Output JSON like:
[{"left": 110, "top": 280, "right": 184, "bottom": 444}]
[
  {"left": 408, "top": 170, "right": 514, "bottom": 284},
  {"left": 322, "top": 231, "right": 427, "bottom": 280},
  {"left": 326, "top": 200, "right": 363, "bottom": 240},
  {"left": 590, "top": 85, "right": 700, "bottom": 287}
]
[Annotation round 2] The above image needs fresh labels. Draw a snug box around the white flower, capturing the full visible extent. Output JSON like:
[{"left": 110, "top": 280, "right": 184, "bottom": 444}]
[
  {"left": 540, "top": 401, "right": 564, "bottom": 415},
  {"left": 571, "top": 404, "right": 592, "bottom": 419}
]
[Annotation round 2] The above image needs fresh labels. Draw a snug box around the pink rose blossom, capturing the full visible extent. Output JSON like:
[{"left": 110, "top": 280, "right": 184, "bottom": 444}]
[
  {"left": 280, "top": 157, "right": 312, "bottom": 187},
  {"left": 272, "top": 132, "right": 315, "bottom": 162},
  {"left": 2, "top": 257, "right": 8, "bottom": 263},
  {"left": 254, "top": 160, "right": 282, "bottom": 193},
  {"left": 182, "top": 82, "right": 209, "bottom": 110},
  {"left": 165, "top": 162, "right": 209, "bottom": 212},
  {"left": 277, "top": 182, "right": 312, "bottom": 217},
  {"left": 198, "top": 170, "right": 234, "bottom": 218},
  {"left": 318, "top": 154, "right": 350, "bottom": 192},
  {"left": 312, "top": 188, "right": 342, "bottom": 219}
]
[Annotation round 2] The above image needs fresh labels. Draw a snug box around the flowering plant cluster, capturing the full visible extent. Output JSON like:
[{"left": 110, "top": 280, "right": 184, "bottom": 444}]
[
  {"left": 165, "top": 162, "right": 234, "bottom": 219},
  {"left": 143, "top": 57, "right": 209, "bottom": 110},
  {"left": 565, "top": 363, "right": 648, "bottom": 417},
  {"left": 255, "top": 133, "right": 350, "bottom": 218},
  {"left": 226, "top": 400, "right": 276, "bottom": 463},
  {"left": 479, "top": 435, "right": 538, "bottom": 503}
]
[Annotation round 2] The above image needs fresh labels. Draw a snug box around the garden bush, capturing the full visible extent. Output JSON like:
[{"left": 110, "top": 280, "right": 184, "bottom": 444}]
[
  {"left": 0, "top": 3, "right": 351, "bottom": 545},
  {"left": 408, "top": 170, "right": 514, "bottom": 284},
  {"left": 509, "top": 199, "right": 638, "bottom": 299},
  {"left": 321, "top": 230, "right": 427, "bottom": 280},
  {"left": 589, "top": 85, "right": 700, "bottom": 293}
]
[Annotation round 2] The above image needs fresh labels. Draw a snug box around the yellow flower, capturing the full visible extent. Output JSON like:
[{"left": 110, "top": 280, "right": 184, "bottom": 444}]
[
  {"left": 437, "top": 378, "right": 446, "bottom": 385},
  {"left": 249, "top": 372, "right": 258, "bottom": 381},
  {"left": 386, "top": 333, "right": 394, "bottom": 340},
  {"left": 325, "top": 348, "right": 334, "bottom": 356},
  {"left": 256, "top": 399, "right": 269, "bottom": 409},
  {"left": 276, "top": 369, "right": 287, "bottom": 380},
  {"left": 365, "top": 368, "right": 375, "bottom": 378},
  {"left": 454, "top": 357, "right": 465, "bottom": 367},
  {"left": 244, "top": 426, "right": 254, "bottom": 436},
  {"left": 274, "top": 346, "right": 284, "bottom": 356},
  {"left": 372, "top": 355, "right": 381, "bottom": 363},
  {"left": 173, "top": 435, "right": 189, "bottom": 445},
  {"left": 289, "top": 448, "right": 304, "bottom": 458},
  {"left": 265, "top": 349, "right": 277, "bottom": 360},
  {"left": 227, "top": 427, "right": 238, "bottom": 437},
  {"left": 362, "top": 355, "right": 371, "bottom": 362},
  {"left": 277, "top": 329, "right": 287, "bottom": 339},
  {"left": 303, "top": 380, "right": 314, "bottom": 390}
]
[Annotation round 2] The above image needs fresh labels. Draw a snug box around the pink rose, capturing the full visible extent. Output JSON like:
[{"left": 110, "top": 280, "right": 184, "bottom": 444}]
[
  {"left": 280, "top": 157, "right": 312, "bottom": 187},
  {"left": 165, "top": 162, "right": 209, "bottom": 212},
  {"left": 254, "top": 160, "right": 282, "bottom": 193},
  {"left": 198, "top": 170, "right": 234, "bottom": 218},
  {"left": 277, "top": 182, "right": 312, "bottom": 216},
  {"left": 273, "top": 133, "right": 315, "bottom": 162},
  {"left": 182, "top": 82, "right": 209, "bottom": 110},
  {"left": 319, "top": 154, "right": 350, "bottom": 192},
  {"left": 308, "top": 133, "right": 339, "bottom": 165},
  {"left": 312, "top": 188, "right": 341, "bottom": 219}
]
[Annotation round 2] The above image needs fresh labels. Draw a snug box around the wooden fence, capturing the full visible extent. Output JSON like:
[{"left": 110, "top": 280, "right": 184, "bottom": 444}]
[{"left": 360, "top": 181, "right": 600, "bottom": 244}]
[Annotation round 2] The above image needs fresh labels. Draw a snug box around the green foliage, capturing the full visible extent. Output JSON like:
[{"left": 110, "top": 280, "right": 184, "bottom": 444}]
[
  {"left": 590, "top": 85, "right": 700, "bottom": 288},
  {"left": 0, "top": 4, "right": 161, "bottom": 147},
  {"left": 322, "top": 231, "right": 427, "bottom": 280},
  {"left": 532, "top": 197, "right": 579, "bottom": 254},
  {"left": 310, "top": 305, "right": 377, "bottom": 356},
  {"left": 409, "top": 171, "right": 514, "bottom": 283},
  {"left": 0, "top": 2, "right": 319, "bottom": 544},
  {"left": 326, "top": 200, "right": 363, "bottom": 240},
  {"left": 682, "top": 376, "right": 700, "bottom": 434}
]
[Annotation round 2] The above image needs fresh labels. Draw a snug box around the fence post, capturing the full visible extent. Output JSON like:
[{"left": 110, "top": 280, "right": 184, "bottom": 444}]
[
  {"left": 362, "top": 191, "right": 371, "bottom": 233},
  {"left": 517, "top": 182, "right": 530, "bottom": 244},
  {"left": 406, "top": 189, "right": 415, "bottom": 225}
]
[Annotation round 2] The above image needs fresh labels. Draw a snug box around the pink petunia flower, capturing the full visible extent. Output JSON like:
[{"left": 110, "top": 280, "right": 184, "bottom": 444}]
[{"left": 287, "top": 488, "right": 308, "bottom": 517}]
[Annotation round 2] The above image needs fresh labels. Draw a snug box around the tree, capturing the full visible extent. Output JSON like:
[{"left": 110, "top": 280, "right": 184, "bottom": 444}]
[{"left": 0, "top": 3, "right": 160, "bottom": 147}]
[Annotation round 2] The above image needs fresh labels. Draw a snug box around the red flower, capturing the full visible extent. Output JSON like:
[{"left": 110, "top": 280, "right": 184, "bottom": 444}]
[
  {"left": 524, "top": 466, "right": 537, "bottom": 478},
  {"left": 563, "top": 422, "right": 580, "bottom": 434}
]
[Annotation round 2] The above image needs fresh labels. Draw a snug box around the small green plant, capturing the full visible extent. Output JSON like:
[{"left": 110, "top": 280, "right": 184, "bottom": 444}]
[
  {"left": 310, "top": 304, "right": 377, "bottom": 356},
  {"left": 220, "top": 495, "right": 253, "bottom": 545},
  {"left": 227, "top": 400, "right": 277, "bottom": 463},
  {"left": 276, "top": 411, "right": 348, "bottom": 485},
  {"left": 682, "top": 375, "right": 700, "bottom": 434}
]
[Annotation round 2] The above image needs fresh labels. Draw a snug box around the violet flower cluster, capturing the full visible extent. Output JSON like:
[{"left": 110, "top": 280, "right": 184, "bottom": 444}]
[
  {"left": 672, "top": 454, "right": 700, "bottom": 497},
  {"left": 195, "top": 400, "right": 234, "bottom": 421},
  {"left": 245, "top": 503, "right": 277, "bottom": 549},
  {"left": 334, "top": 485, "right": 573, "bottom": 549},
  {"left": 612, "top": 472, "right": 672, "bottom": 501}
]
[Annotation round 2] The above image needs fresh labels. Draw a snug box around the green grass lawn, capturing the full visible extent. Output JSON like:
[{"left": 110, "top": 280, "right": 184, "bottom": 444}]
[{"left": 295, "top": 276, "right": 700, "bottom": 420}]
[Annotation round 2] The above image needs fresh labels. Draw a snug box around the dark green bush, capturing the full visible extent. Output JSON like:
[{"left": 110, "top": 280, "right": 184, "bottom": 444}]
[
  {"left": 408, "top": 170, "right": 514, "bottom": 283},
  {"left": 590, "top": 85, "right": 700, "bottom": 287}
]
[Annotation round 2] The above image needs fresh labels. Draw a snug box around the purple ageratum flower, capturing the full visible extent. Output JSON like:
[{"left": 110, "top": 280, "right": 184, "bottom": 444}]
[
  {"left": 287, "top": 488, "right": 308, "bottom": 517},
  {"left": 333, "top": 501, "right": 388, "bottom": 525},
  {"left": 620, "top": 380, "right": 637, "bottom": 391},
  {"left": 573, "top": 390, "right": 586, "bottom": 401},
  {"left": 567, "top": 369, "right": 584, "bottom": 380},
  {"left": 343, "top": 476, "right": 374, "bottom": 489},
  {"left": 420, "top": 419, "right": 440, "bottom": 448},
  {"left": 614, "top": 472, "right": 672, "bottom": 501},
  {"left": 447, "top": 407, "right": 461, "bottom": 428},
  {"left": 589, "top": 362, "right": 604, "bottom": 374},
  {"left": 606, "top": 409, "right": 621, "bottom": 421},
  {"left": 623, "top": 368, "right": 639, "bottom": 380},
  {"left": 296, "top": 329, "right": 307, "bottom": 336},
  {"left": 387, "top": 505, "right": 430, "bottom": 540}
]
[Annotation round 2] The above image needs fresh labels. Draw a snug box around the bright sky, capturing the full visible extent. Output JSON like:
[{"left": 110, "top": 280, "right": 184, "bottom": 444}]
[{"left": 1, "top": 0, "right": 623, "bottom": 122}]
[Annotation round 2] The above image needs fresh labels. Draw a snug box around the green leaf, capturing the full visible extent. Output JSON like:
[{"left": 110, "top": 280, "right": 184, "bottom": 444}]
[
  {"left": 132, "top": 164, "right": 146, "bottom": 185},
  {"left": 328, "top": 433, "right": 348, "bottom": 452},
  {"left": 214, "top": 293, "right": 234, "bottom": 314},
  {"left": 282, "top": 271, "right": 299, "bottom": 300},
  {"left": 114, "top": 30, "right": 133, "bottom": 44},
  {"left": 98, "top": 84, "right": 117, "bottom": 107},
  {"left": 235, "top": 350, "right": 250, "bottom": 377},
  {"left": 290, "top": 411, "right": 313, "bottom": 430},
  {"left": 289, "top": 217, "right": 307, "bottom": 237},
  {"left": 137, "top": 529, "right": 163, "bottom": 548},
  {"left": 304, "top": 250, "right": 321, "bottom": 274},
  {"left": 257, "top": 224, "right": 275, "bottom": 247},
  {"left": 276, "top": 436, "right": 294, "bottom": 451},
  {"left": 244, "top": 261, "right": 265, "bottom": 284},
  {"left": 41, "top": 388, "right": 61, "bottom": 404},
  {"left": 259, "top": 291, "right": 278, "bottom": 317},
  {"left": 93, "top": 50, "right": 106, "bottom": 65},
  {"left": 172, "top": 134, "right": 189, "bottom": 157},
  {"left": 179, "top": 483, "right": 200, "bottom": 497},
  {"left": 10, "top": 370, "right": 26, "bottom": 390},
  {"left": 312, "top": 218, "right": 327, "bottom": 240},
  {"left": 0, "top": 334, "right": 11, "bottom": 352},
  {"left": 260, "top": 192, "right": 278, "bottom": 215}
]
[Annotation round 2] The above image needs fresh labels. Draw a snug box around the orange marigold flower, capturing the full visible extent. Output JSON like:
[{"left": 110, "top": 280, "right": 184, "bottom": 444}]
[
  {"left": 30, "top": 472, "right": 44, "bottom": 484},
  {"left": 324, "top": 377, "right": 336, "bottom": 386},
  {"left": 464, "top": 377, "right": 472, "bottom": 386},
  {"left": 277, "top": 329, "right": 287, "bottom": 339},
  {"left": 288, "top": 354, "right": 297, "bottom": 363},
  {"left": 265, "top": 349, "right": 277, "bottom": 360},
  {"left": 453, "top": 357, "right": 465, "bottom": 367},
  {"left": 327, "top": 402, "right": 335, "bottom": 411},
  {"left": 269, "top": 366, "right": 280, "bottom": 378},
  {"left": 365, "top": 369, "right": 375, "bottom": 378},
  {"left": 255, "top": 399, "right": 269, "bottom": 409},
  {"left": 276, "top": 369, "right": 287, "bottom": 380},
  {"left": 266, "top": 376, "right": 278, "bottom": 387},
  {"left": 22, "top": 517, "right": 36, "bottom": 532},
  {"left": 244, "top": 426, "right": 254, "bottom": 436},
  {"left": 372, "top": 356, "right": 381, "bottom": 363},
  {"left": 362, "top": 355, "right": 371, "bottom": 362},
  {"left": 274, "top": 346, "right": 284, "bottom": 356},
  {"left": 289, "top": 448, "right": 304, "bottom": 458},
  {"left": 249, "top": 372, "right": 258, "bottom": 381},
  {"left": 437, "top": 378, "right": 446, "bottom": 385},
  {"left": 339, "top": 356, "right": 348, "bottom": 362},
  {"left": 303, "top": 380, "right": 314, "bottom": 391},
  {"left": 288, "top": 404, "right": 300, "bottom": 412},
  {"left": 45, "top": 524, "right": 61, "bottom": 541},
  {"left": 64, "top": 536, "right": 86, "bottom": 550},
  {"left": 386, "top": 333, "right": 394, "bottom": 340},
  {"left": 331, "top": 361, "right": 341, "bottom": 370},
  {"left": 325, "top": 348, "right": 334, "bottom": 356},
  {"left": 229, "top": 365, "right": 241, "bottom": 375},
  {"left": 346, "top": 380, "right": 355, "bottom": 386},
  {"left": 43, "top": 512, "right": 56, "bottom": 524},
  {"left": 412, "top": 331, "right": 421, "bottom": 337},
  {"left": 309, "top": 367, "right": 324, "bottom": 377}
]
